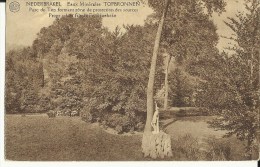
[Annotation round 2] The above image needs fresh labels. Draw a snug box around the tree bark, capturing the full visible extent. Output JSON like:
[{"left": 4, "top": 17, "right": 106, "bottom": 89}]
[
  {"left": 144, "top": 0, "right": 171, "bottom": 133},
  {"left": 163, "top": 54, "right": 171, "bottom": 110},
  {"left": 250, "top": 49, "right": 254, "bottom": 86},
  {"left": 255, "top": 10, "right": 260, "bottom": 160}
]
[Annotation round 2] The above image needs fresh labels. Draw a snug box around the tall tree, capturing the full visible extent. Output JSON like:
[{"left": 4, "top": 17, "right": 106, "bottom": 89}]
[
  {"left": 5, "top": 47, "right": 44, "bottom": 113},
  {"left": 211, "top": 0, "right": 259, "bottom": 159},
  {"left": 142, "top": 0, "right": 225, "bottom": 158},
  {"left": 142, "top": 0, "right": 173, "bottom": 159},
  {"left": 190, "top": 0, "right": 259, "bottom": 159},
  {"left": 144, "top": 0, "right": 171, "bottom": 133}
]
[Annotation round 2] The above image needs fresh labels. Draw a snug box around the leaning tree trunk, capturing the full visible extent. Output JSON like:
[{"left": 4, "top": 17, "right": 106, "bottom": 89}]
[
  {"left": 257, "top": 47, "right": 260, "bottom": 160},
  {"left": 142, "top": 0, "right": 172, "bottom": 159},
  {"left": 163, "top": 54, "right": 171, "bottom": 110}
]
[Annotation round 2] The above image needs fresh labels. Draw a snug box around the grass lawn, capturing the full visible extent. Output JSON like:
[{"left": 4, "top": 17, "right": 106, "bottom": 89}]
[
  {"left": 5, "top": 114, "right": 144, "bottom": 161},
  {"left": 5, "top": 114, "right": 257, "bottom": 161},
  {"left": 164, "top": 116, "right": 226, "bottom": 141}
]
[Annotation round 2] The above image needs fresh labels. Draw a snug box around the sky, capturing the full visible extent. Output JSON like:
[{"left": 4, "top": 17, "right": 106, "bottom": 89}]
[
  {"left": 213, "top": 0, "right": 245, "bottom": 52},
  {"left": 6, "top": 0, "right": 246, "bottom": 52}
]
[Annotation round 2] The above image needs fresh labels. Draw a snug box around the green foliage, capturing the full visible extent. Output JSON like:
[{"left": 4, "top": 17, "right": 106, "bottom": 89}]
[
  {"left": 189, "top": 0, "right": 260, "bottom": 158},
  {"left": 35, "top": 15, "right": 162, "bottom": 117},
  {"left": 5, "top": 47, "right": 44, "bottom": 113},
  {"left": 204, "top": 136, "right": 259, "bottom": 160},
  {"left": 146, "top": 0, "right": 224, "bottom": 112},
  {"left": 81, "top": 106, "right": 145, "bottom": 133},
  {"left": 79, "top": 24, "right": 163, "bottom": 114},
  {"left": 102, "top": 112, "right": 145, "bottom": 133},
  {"left": 81, "top": 104, "right": 102, "bottom": 123},
  {"left": 204, "top": 136, "right": 232, "bottom": 160},
  {"left": 171, "top": 134, "right": 203, "bottom": 160},
  {"left": 147, "top": 0, "right": 226, "bottom": 15},
  {"left": 7, "top": 15, "right": 161, "bottom": 131},
  {"left": 145, "top": 0, "right": 225, "bottom": 66},
  {"left": 169, "top": 68, "right": 194, "bottom": 107},
  {"left": 32, "top": 15, "right": 102, "bottom": 56},
  {"left": 171, "top": 134, "right": 257, "bottom": 160}
]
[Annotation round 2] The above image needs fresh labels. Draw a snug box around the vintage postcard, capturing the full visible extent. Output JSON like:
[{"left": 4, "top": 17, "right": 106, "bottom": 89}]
[{"left": 4, "top": 0, "right": 260, "bottom": 162}]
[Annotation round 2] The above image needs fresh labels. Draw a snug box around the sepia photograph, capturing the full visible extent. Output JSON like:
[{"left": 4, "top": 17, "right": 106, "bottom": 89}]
[{"left": 4, "top": 0, "right": 260, "bottom": 162}]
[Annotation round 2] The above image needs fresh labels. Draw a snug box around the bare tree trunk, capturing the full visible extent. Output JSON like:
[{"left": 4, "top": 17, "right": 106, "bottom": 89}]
[
  {"left": 142, "top": 0, "right": 173, "bottom": 159},
  {"left": 144, "top": 0, "right": 171, "bottom": 133},
  {"left": 250, "top": 50, "right": 254, "bottom": 86},
  {"left": 254, "top": 9, "right": 260, "bottom": 160},
  {"left": 163, "top": 54, "right": 171, "bottom": 110}
]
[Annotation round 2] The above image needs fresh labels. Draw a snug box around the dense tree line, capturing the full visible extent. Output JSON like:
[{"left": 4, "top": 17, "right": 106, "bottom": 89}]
[{"left": 6, "top": 15, "right": 165, "bottom": 132}]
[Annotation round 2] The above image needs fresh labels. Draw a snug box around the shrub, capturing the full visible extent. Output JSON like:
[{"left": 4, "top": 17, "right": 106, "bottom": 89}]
[
  {"left": 171, "top": 133, "right": 258, "bottom": 160},
  {"left": 171, "top": 134, "right": 238, "bottom": 160},
  {"left": 171, "top": 134, "right": 204, "bottom": 160},
  {"left": 204, "top": 136, "right": 232, "bottom": 160},
  {"left": 204, "top": 136, "right": 259, "bottom": 160},
  {"left": 81, "top": 105, "right": 102, "bottom": 123},
  {"left": 96, "top": 111, "right": 145, "bottom": 134},
  {"left": 38, "top": 95, "right": 52, "bottom": 113},
  {"left": 105, "top": 113, "right": 131, "bottom": 134},
  {"left": 80, "top": 100, "right": 146, "bottom": 133}
]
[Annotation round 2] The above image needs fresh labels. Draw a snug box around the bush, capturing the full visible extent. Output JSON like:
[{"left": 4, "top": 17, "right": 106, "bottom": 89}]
[
  {"left": 81, "top": 105, "right": 102, "bottom": 123},
  {"left": 204, "top": 136, "right": 258, "bottom": 160},
  {"left": 38, "top": 95, "right": 52, "bottom": 113},
  {"left": 87, "top": 111, "right": 145, "bottom": 134},
  {"left": 171, "top": 134, "right": 236, "bottom": 160},
  {"left": 105, "top": 111, "right": 145, "bottom": 133},
  {"left": 204, "top": 137, "right": 231, "bottom": 160},
  {"left": 97, "top": 113, "right": 128, "bottom": 134},
  {"left": 80, "top": 100, "right": 146, "bottom": 133},
  {"left": 171, "top": 134, "right": 204, "bottom": 160}
]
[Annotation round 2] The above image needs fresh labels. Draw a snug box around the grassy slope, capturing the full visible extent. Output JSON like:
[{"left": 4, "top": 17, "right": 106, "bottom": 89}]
[{"left": 5, "top": 115, "right": 144, "bottom": 161}]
